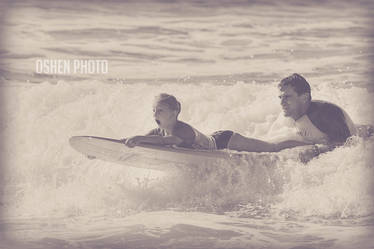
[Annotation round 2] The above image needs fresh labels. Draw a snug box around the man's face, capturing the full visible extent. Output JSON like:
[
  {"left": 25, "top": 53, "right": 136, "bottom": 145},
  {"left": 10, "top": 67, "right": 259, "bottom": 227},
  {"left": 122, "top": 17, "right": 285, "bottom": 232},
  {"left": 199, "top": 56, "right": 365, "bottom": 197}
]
[{"left": 279, "top": 85, "right": 306, "bottom": 120}]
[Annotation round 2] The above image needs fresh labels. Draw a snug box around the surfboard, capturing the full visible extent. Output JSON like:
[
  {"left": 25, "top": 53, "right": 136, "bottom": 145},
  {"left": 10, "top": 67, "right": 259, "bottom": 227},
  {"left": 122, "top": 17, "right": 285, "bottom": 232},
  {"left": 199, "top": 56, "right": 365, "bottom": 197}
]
[
  {"left": 69, "top": 136, "right": 306, "bottom": 171},
  {"left": 70, "top": 136, "right": 236, "bottom": 171}
]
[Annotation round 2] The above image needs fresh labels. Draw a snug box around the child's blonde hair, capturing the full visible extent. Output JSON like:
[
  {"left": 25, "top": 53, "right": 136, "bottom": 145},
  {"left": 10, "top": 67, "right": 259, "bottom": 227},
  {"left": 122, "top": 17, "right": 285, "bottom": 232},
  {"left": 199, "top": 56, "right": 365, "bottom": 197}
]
[{"left": 155, "top": 93, "right": 181, "bottom": 115}]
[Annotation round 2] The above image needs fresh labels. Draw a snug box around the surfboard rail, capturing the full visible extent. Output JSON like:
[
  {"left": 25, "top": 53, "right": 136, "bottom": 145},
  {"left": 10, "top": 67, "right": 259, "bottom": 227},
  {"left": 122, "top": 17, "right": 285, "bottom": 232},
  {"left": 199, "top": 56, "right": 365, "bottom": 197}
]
[
  {"left": 69, "top": 136, "right": 307, "bottom": 171},
  {"left": 69, "top": 136, "right": 240, "bottom": 170}
]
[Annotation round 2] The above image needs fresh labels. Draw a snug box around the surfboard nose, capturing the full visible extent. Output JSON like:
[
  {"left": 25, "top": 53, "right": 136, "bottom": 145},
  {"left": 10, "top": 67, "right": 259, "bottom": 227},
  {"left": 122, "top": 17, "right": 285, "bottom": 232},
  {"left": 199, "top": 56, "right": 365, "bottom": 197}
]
[
  {"left": 69, "top": 136, "right": 93, "bottom": 151},
  {"left": 69, "top": 136, "right": 78, "bottom": 146},
  {"left": 69, "top": 136, "right": 84, "bottom": 146}
]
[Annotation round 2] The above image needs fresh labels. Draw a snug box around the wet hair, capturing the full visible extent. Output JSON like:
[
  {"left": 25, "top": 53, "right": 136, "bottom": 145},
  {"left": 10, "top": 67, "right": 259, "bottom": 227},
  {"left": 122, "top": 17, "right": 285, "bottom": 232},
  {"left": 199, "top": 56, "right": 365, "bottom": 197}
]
[
  {"left": 278, "top": 73, "right": 311, "bottom": 99},
  {"left": 155, "top": 93, "right": 181, "bottom": 115}
]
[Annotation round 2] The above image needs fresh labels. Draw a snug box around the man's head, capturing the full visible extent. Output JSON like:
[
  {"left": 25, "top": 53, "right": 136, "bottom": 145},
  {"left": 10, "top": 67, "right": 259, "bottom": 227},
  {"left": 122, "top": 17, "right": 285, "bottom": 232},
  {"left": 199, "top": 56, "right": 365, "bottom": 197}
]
[{"left": 278, "top": 73, "right": 312, "bottom": 120}]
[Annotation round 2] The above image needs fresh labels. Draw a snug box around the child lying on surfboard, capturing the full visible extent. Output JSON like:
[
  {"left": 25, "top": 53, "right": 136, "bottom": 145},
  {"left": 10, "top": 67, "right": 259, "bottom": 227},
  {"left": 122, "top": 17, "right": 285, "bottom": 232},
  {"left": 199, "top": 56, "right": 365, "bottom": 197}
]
[
  {"left": 123, "top": 93, "right": 313, "bottom": 152},
  {"left": 123, "top": 93, "right": 232, "bottom": 150}
]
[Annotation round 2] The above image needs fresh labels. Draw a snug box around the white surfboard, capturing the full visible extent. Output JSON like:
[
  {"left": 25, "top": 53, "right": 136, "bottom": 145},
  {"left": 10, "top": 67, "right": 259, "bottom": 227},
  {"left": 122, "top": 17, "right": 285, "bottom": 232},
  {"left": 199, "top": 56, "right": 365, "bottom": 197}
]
[{"left": 69, "top": 136, "right": 306, "bottom": 171}]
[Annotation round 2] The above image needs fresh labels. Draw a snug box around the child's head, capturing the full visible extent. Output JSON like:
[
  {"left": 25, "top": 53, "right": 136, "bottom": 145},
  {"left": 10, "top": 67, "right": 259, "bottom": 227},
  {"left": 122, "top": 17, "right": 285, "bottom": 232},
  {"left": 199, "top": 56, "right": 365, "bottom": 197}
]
[{"left": 153, "top": 93, "right": 181, "bottom": 127}]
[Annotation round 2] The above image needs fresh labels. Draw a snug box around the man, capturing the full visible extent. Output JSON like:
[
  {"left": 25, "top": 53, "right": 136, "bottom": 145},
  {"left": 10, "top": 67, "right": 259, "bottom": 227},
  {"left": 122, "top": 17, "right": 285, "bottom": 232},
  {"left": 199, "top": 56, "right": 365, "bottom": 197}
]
[{"left": 220, "top": 73, "right": 363, "bottom": 162}]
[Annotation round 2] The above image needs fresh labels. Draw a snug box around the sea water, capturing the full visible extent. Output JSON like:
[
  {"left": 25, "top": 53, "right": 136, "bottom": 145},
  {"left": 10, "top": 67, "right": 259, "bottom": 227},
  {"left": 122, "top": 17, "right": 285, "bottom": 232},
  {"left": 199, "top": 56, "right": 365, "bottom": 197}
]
[{"left": 1, "top": 1, "right": 374, "bottom": 248}]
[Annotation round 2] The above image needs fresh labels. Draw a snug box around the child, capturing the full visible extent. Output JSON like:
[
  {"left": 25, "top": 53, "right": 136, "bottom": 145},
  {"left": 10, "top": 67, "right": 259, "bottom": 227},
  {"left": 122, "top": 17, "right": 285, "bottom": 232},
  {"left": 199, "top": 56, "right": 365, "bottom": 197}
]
[{"left": 124, "top": 93, "right": 233, "bottom": 150}]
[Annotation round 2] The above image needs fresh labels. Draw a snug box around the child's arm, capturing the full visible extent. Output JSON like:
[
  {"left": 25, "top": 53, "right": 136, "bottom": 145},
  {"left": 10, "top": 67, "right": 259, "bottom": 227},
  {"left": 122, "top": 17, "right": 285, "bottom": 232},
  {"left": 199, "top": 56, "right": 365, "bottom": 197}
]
[
  {"left": 124, "top": 122, "right": 196, "bottom": 148},
  {"left": 124, "top": 135, "right": 183, "bottom": 147}
]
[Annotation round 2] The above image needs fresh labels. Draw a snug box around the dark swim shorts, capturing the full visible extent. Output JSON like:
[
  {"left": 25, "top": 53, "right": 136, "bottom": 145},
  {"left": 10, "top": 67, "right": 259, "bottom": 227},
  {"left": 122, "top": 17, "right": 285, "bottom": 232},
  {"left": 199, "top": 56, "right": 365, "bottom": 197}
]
[{"left": 211, "top": 130, "right": 234, "bottom": 149}]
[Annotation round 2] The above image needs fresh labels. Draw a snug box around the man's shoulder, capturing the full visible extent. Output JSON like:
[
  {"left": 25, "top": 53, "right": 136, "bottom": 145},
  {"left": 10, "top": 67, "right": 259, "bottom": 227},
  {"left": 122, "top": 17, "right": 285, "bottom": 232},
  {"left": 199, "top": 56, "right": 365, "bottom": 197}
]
[
  {"left": 307, "top": 100, "right": 350, "bottom": 124},
  {"left": 307, "top": 100, "right": 351, "bottom": 143},
  {"left": 308, "top": 100, "right": 344, "bottom": 115}
]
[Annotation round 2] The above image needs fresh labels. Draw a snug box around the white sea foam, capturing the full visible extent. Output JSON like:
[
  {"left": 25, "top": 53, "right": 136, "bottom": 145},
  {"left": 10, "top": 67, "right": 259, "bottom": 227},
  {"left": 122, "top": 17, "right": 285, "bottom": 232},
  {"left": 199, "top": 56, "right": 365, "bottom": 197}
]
[{"left": 1, "top": 80, "right": 373, "bottom": 219}]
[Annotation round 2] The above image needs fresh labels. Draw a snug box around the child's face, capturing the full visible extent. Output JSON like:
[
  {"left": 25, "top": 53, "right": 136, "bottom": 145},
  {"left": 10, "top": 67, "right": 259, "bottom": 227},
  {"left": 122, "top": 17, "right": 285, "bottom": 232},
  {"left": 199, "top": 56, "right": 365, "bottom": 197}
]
[{"left": 153, "top": 101, "right": 177, "bottom": 128}]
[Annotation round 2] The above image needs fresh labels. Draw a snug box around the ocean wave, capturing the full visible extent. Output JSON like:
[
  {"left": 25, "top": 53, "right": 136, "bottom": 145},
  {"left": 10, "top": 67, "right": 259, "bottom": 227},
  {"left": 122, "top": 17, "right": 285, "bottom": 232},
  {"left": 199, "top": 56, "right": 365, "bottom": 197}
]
[{"left": 1, "top": 80, "right": 373, "bottom": 219}]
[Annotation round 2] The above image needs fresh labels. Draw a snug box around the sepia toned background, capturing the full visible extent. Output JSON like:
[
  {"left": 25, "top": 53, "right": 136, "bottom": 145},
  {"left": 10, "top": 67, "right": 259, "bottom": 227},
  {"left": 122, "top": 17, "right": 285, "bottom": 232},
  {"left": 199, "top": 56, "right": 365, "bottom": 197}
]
[{"left": 0, "top": 0, "right": 373, "bottom": 248}]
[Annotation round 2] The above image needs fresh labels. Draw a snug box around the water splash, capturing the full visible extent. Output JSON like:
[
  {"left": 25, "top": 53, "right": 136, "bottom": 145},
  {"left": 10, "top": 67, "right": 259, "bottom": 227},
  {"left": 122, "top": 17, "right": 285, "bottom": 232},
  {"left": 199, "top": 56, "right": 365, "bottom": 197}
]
[{"left": 1, "top": 80, "right": 373, "bottom": 219}]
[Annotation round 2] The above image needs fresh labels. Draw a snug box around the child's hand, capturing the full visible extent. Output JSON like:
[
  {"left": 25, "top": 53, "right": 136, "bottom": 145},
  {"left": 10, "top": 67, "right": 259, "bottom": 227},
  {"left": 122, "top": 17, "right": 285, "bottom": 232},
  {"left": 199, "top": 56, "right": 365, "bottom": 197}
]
[{"left": 124, "top": 136, "right": 143, "bottom": 148}]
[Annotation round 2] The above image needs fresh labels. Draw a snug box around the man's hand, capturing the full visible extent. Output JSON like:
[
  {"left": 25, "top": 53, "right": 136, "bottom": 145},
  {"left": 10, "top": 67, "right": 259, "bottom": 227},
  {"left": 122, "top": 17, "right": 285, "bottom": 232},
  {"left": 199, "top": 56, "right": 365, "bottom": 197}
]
[
  {"left": 299, "top": 145, "right": 320, "bottom": 164},
  {"left": 356, "top": 124, "right": 374, "bottom": 138},
  {"left": 122, "top": 136, "right": 144, "bottom": 148}
]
